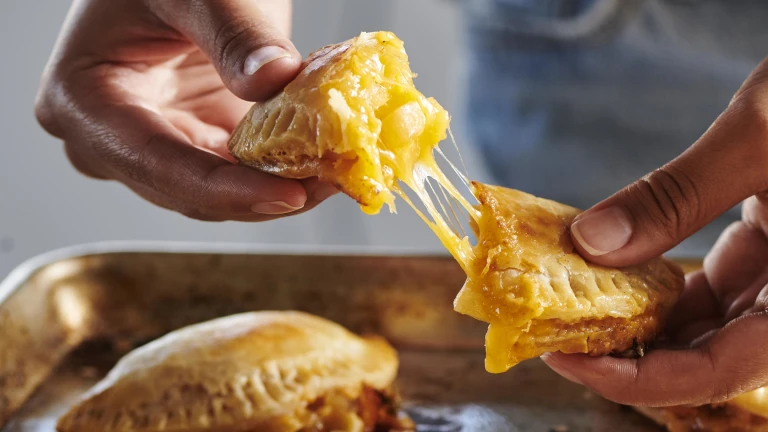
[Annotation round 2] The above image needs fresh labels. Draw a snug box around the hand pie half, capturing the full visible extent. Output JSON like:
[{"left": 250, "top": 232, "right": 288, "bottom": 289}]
[
  {"left": 229, "top": 31, "right": 450, "bottom": 215},
  {"left": 57, "top": 311, "right": 413, "bottom": 432},
  {"left": 454, "top": 184, "right": 685, "bottom": 372},
  {"left": 635, "top": 387, "right": 768, "bottom": 431},
  {"left": 227, "top": 31, "right": 685, "bottom": 373}
]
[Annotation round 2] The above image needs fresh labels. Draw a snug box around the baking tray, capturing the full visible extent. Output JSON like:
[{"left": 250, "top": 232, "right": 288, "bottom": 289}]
[{"left": 0, "top": 242, "right": 702, "bottom": 432}]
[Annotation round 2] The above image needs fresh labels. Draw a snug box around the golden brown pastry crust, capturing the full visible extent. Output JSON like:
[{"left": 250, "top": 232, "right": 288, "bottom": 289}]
[
  {"left": 56, "top": 311, "right": 399, "bottom": 432},
  {"left": 454, "top": 183, "right": 685, "bottom": 372}
]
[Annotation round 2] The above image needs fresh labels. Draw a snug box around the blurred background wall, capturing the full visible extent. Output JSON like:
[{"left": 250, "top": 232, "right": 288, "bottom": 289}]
[{"left": 0, "top": 0, "right": 492, "bottom": 277}]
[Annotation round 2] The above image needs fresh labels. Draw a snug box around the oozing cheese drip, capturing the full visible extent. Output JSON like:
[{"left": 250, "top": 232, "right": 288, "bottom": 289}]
[{"left": 379, "top": 105, "right": 478, "bottom": 271}]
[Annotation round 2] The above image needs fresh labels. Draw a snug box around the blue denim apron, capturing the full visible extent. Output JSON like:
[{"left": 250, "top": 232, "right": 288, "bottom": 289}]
[{"left": 462, "top": 0, "right": 767, "bottom": 255}]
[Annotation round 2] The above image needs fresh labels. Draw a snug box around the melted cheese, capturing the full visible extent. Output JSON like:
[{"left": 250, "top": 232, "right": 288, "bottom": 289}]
[{"left": 322, "top": 32, "right": 478, "bottom": 269}]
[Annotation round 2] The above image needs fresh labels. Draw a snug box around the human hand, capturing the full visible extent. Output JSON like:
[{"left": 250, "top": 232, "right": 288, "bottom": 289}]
[
  {"left": 35, "top": 0, "right": 337, "bottom": 221},
  {"left": 542, "top": 57, "right": 768, "bottom": 407}
]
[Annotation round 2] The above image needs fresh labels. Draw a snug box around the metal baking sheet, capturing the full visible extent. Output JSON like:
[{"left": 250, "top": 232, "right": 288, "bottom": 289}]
[{"left": 0, "top": 242, "right": 702, "bottom": 432}]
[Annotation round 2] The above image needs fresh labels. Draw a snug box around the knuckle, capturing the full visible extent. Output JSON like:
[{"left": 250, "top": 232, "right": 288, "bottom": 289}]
[
  {"left": 725, "top": 93, "right": 768, "bottom": 177},
  {"left": 631, "top": 167, "right": 701, "bottom": 240},
  {"left": 702, "top": 347, "right": 725, "bottom": 403},
  {"left": 87, "top": 129, "right": 167, "bottom": 192},
  {"left": 144, "top": 0, "right": 186, "bottom": 22},
  {"left": 118, "top": 134, "right": 220, "bottom": 210},
  {"left": 709, "top": 380, "right": 736, "bottom": 404},
  {"left": 63, "top": 141, "right": 106, "bottom": 180},
  {"left": 701, "top": 345, "right": 742, "bottom": 404},
  {"left": 34, "top": 96, "right": 58, "bottom": 136},
  {"left": 132, "top": 134, "right": 165, "bottom": 190},
  {"left": 213, "top": 17, "right": 277, "bottom": 73},
  {"left": 214, "top": 17, "right": 257, "bottom": 69},
  {"left": 93, "top": 129, "right": 151, "bottom": 185},
  {"left": 34, "top": 76, "right": 68, "bottom": 138},
  {"left": 754, "top": 289, "right": 768, "bottom": 312},
  {"left": 103, "top": 132, "right": 171, "bottom": 192}
]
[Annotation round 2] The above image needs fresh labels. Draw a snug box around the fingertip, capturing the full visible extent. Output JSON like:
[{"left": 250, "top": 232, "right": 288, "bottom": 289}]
[
  {"left": 212, "top": 164, "right": 308, "bottom": 210},
  {"left": 540, "top": 352, "right": 586, "bottom": 385},
  {"left": 665, "top": 270, "right": 720, "bottom": 337},
  {"left": 543, "top": 352, "right": 628, "bottom": 381}
]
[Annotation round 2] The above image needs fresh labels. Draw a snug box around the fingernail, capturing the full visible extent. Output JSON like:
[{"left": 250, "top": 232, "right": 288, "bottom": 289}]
[
  {"left": 313, "top": 183, "right": 339, "bottom": 202},
  {"left": 540, "top": 353, "right": 584, "bottom": 385},
  {"left": 244, "top": 46, "right": 292, "bottom": 76},
  {"left": 251, "top": 201, "right": 303, "bottom": 215},
  {"left": 571, "top": 206, "right": 633, "bottom": 256}
]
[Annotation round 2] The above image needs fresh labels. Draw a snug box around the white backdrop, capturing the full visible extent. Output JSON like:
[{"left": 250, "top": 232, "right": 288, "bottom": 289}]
[{"left": 0, "top": 0, "right": 492, "bottom": 277}]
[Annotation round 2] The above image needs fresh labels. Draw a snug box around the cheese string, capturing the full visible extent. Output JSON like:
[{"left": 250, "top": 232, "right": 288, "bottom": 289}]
[{"left": 394, "top": 133, "right": 479, "bottom": 273}]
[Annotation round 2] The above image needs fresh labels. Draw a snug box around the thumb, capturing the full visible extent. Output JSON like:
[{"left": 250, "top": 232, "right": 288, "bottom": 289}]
[
  {"left": 570, "top": 60, "right": 768, "bottom": 267},
  {"left": 149, "top": 0, "right": 301, "bottom": 101}
]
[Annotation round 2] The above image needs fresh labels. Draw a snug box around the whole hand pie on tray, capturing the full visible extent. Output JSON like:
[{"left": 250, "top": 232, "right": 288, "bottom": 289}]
[
  {"left": 228, "top": 31, "right": 685, "bottom": 373},
  {"left": 57, "top": 311, "right": 414, "bottom": 432}
]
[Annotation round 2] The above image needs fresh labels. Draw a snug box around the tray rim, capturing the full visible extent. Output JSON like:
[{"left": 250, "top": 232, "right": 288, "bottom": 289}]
[
  {"left": 0, "top": 241, "right": 461, "bottom": 305},
  {"left": 0, "top": 240, "right": 705, "bottom": 306}
]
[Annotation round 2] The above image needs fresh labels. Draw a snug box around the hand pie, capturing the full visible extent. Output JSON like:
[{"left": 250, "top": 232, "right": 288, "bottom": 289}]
[
  {"left": 454, "top": 183, "right": 684, "bottom": 372},
  {"left": 636, "top": 387, "right": 768, "bottom": 431},
  {"left": 229, "top": 31, "right": 451, "bottom": 215},
  {"left": 56, "top": 311, "right": 414, "bottom": 432},
  {"left": 227, "top": 31, "right": 685, "bottom": 373}
]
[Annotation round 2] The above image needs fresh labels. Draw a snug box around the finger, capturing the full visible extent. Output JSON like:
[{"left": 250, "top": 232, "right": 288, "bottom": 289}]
[
  {"left": 753, "top": 284, "right": 768, "bottom": 312},
  {"left": 125, "top": 178, "right": 315, "bottom": 222},
  {"left": 728, "top": 280, "right": 768, "bottom": 321},
  {"left": 570, "top": 60, "right": 768, "bottom": 267},
  {"left": 542, "top": 311, "right": 768, "bottom": 407},
  {"left": 148, "top": 0, "right": 301, "bottom": 101},
  {"left": 703, "top": 220, "right": 768, "bottom": 309},
  {"left": 744, "top": 193, "right": 768, "bottom": 236},
  {"left": 64, "top": 98, "right": 309, "bottom": 220},
  {"left": 171, "top": 52, "right": 253, "bottom": 131},
  {"left": 163, "top": 107, "right": 236, "bottom": 162},
  {"left": 665, "top": 270, "right": 720, "bottom": 339}
]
